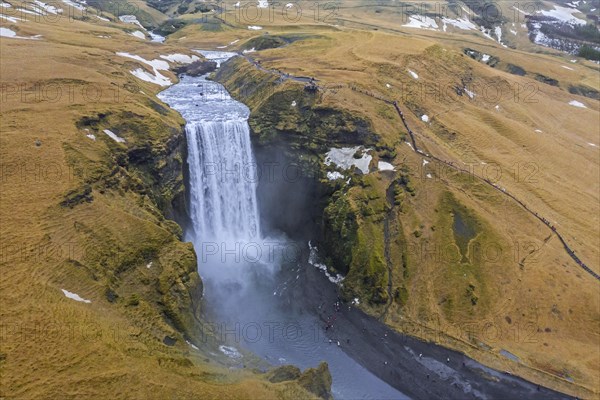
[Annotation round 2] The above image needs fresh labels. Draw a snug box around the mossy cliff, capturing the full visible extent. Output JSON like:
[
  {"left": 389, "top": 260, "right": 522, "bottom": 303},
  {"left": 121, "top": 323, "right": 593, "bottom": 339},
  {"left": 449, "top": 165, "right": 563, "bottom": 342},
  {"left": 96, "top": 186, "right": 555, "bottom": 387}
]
[
  {"left": 212, "top": 55, "right": 529, "bottom": 350},
  {"left": 214, "top": 57, "right": 398, "bottom": 309},
  {"left": 68, "top": 105, "right": 202, "bottom": 345}
]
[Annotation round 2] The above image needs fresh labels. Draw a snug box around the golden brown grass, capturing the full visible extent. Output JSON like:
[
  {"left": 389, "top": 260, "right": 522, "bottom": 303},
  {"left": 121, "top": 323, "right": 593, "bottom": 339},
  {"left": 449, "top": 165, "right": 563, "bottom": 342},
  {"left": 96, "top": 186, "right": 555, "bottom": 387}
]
[
  {"left": 0, "top": 12, "right": 317, "bottom": 400},
  {"left": 177, "top": 7, "right": 599, "bottom": 397}
]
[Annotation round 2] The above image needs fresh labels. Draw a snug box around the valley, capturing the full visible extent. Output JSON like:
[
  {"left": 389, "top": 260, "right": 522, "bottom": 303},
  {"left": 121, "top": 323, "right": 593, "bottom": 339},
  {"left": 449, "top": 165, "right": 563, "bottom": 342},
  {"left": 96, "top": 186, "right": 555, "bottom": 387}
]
[{"left": 1, "top": 0, "right": 598, "bottom": 399}]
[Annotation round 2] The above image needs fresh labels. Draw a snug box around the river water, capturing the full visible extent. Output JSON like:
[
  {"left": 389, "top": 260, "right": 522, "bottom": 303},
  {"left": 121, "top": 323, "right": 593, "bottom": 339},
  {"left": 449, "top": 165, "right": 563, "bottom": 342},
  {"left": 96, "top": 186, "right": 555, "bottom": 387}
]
[
  {"left": 157, "top": 51, "right": 573, "bottom": 400},
  {"left": 158, "top": 51, "right": 407, "bottom": 400}
]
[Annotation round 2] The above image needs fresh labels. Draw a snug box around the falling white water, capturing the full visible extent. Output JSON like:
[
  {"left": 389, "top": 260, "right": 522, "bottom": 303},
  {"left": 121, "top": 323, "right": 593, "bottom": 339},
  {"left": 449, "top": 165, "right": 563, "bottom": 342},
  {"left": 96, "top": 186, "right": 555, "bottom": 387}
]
[
  {"left": 186, "top": 119, "right": 260, "bottom": 241},
  {"left": 157, "top": 52, "right": 260, "bottom": 243},
  {"left": 158, "top": 51, "right": 409, "bottom": 400}
]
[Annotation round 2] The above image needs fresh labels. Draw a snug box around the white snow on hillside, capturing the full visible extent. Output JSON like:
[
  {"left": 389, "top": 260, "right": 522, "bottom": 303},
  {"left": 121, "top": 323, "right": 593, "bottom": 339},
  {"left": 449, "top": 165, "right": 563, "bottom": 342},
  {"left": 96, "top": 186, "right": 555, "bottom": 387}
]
[
  {"left": 403, "top": 15, "right": 438, "bottom": 30},
  {"left": 378, "top": 161, "right": 395, "bottom": 171},
  {"left": 116, "top": 52, "right": 170, "bottom": 70},
  {"left": 325, "top": 146, "right": 372, "bottom": 174},
  {"left": 62, "top": 0, "right": 85, "bottom": 11},
  {"left": 0, "top": 27, "right": 17, "bottom": 37},
  {"left": 327, "top": 171, "right": 344, "bottom": 180},
  {"left": 119, "top": 14, "right": 144, "bottom": 28},
  {"left": 0, "top": 27, "right": 41, "bottom": 39},
  {"left": 160, "top": 53, "right": 199, "bottom": 64},
  {"left": 103, "top": 129, "right": 126, "bottom": 142},
  {"left": 568, "top": 100, "right": 586, "bottom": 108},
  {"left": 540, "top": 5, "right": 586, "bottom": 25},
  {"left": 130, "top": 30, "right": 145, "bottom": 39},
  {"left": 61, "top": 289, "right": 91, "bottom": 303},
  {"left": 34, "top": 0, "right": 61, "bottom": 14},
  {"left": 442, "top": 17, "right": 477, "bottom": 31},
  {"left": 219, "top": 345, "right": 242, "bottom": 358},
  {"left": 149, "top": 32, "right": 165, "bottom": 43}
]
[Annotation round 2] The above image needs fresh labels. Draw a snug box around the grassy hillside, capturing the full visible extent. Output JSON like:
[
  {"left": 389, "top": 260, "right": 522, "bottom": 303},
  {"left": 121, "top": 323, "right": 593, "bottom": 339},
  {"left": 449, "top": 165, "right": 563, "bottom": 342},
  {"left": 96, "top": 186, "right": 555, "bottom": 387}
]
[
  {"left": 2, "top": 0, "right": 598, "bottom": 398},
  {"left": 0, "top": 5, "right": 330, "bottom": 399},
  {"left": 207, "top": 8, "right": 599, "bottom": 397}
]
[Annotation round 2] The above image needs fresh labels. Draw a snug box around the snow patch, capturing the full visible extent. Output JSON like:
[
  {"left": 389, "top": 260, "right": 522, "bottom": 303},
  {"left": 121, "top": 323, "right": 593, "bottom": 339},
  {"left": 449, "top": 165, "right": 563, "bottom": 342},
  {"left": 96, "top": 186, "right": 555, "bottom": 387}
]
[
  {"left": 568, "top": 100, "right": 586, "bottom": 108},
  {"left": 119, "top": 14, "right": 144, "bottom": 29},
  {"left": 62, "top": 0, "right": 85, "bottom": 11},
  {"left": 34, "top": 0, "right": 61, "bottom": 14},
  {"left": 119, "top": 51, "right": 172, "bottom": 70},
  {"left": 130, "top": 30, "right": 145, "bottom": 40},
  {"left": 116, "top": 52, "right": 172, "bottom": 86},
  {"left": 441, "top": 17, "right": 477, "bottom": 30},
  {"left": 421, "top": 114, "right": 429, "bottom": 122},
  {"left": 0, "top": 27, "right": 41, "bottom": 39},
  {"left": 1, "top": 14, "right": 23, "bottom": 23},
  {"left": 242, "top": 47, "right": 256, "bottom": 54},
  {"left": 103, "top": 129, "right": 126, "bottom": 143},
  {"left": 219, "top": 345, "right": 242, "bottom": 359},
  {"left": 86, "top": 133, "right": 96, "bottom": 140},
  {"left": 408, "top": 69, "right": 419, "bottom": 79},
  {"left": 160, "top": 53, "right": 199, "bottom": 64},
  {"left": 481, "top": 54, "right": 490, "bottom": 63},
  {"left": 61, "top": 289, "right": 91, "bottom": 303},
  {"left": 248, "top": 25, "right": 263, "bottom": 30},
  {"left": 130, "top": 68, "right": 170, "bottom": 86},
  {"left": 588, "top": 143, "right": 597, "bottom": 147},
  {"left": 378, "top": 161, "right": 395, "bottom": 171},
  {"left": 325, "top": 146, "right": 372, "bottom": 174},
  {"left": 327, "top": 171, "right": 344, "bottom": 180},
  {"left": 540, "top": 5, "right": 586, "bottom": 25},
  {"left": 193, "top": 50, "right": 237, "bottom": 67},
  {"left": 186, "top": 340, "right": 199, "bottom": 350},
  {"left": 149, "top": 32, "right": 165, "bottom": 43},
  {"left": 291, "top": 100, "right": 296, "bottom": 106},
  {"left": 403, "top": 15, "right": 438, "bottom": 30},
  {"left": 494, "top": 26, "right": 504, "bottom": 46},
  {"left": 464, "top": 88, "right": 475, "bottom": 99}
]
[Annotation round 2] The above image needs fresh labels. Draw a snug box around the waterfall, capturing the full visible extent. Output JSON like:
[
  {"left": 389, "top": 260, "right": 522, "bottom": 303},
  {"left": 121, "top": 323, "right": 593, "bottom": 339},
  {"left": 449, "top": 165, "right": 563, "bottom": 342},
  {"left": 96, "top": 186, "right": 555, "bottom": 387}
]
[
  {"left": 186, "top": 119, "right": 261, "bottom": 242},
  {"left": 156, "top": 50, "right": 261, "bottom": 245}
]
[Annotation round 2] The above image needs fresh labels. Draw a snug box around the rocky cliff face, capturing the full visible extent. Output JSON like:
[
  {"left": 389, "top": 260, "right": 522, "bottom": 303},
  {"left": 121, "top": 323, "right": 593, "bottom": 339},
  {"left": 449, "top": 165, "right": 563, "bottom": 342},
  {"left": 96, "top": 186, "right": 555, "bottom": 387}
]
[{"left": 70, "top": 105, "right": 204, "bottom": 346}]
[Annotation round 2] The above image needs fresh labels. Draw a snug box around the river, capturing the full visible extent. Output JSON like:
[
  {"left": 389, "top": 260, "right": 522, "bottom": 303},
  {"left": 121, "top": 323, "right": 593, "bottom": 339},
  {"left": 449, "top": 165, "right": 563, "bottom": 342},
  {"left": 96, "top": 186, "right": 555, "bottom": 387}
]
[{"left": 157, "top": 51, "right": 572, "bottom": 400}]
